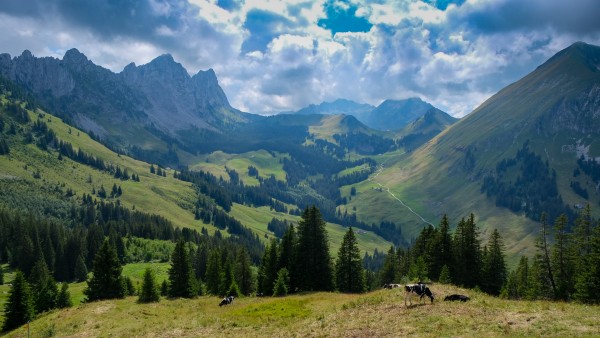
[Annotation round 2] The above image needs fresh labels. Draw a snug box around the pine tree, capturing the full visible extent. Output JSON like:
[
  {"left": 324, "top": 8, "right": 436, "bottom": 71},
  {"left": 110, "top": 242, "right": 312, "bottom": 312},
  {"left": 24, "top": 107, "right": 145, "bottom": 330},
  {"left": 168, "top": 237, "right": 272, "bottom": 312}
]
[
  {"left": 438, "top": 265, "right": 451, "bottom": 284},
  {"left": 2, "top": 271, "right": 35, "bottom": 332},
  {"left": 573, "top": 217, "right": 600, "bottom": 303},
  {"left": 84, "top": 240, "right": 125, "bottom": 302},
  {"left": 167, "top": 240, "right": 196, "bottom": 298},
  {"left": 380, "top": 246, "right": 397, "bottom": 284},
  {"left": 0, "top": 265, "right": 4, "bottom": 285},
  {"left": 138, "top": 268, "right": 160, "bottom": 303},
  {"left": 29, "top": 258, "right": 58, "bottom": 314},
  {"left": 481, "top": 229, "right": 507, "bottom": 295},
  {"left": 273, "top": 268, "right": 290, "bottom": 297},
  {"left": 277, "top": 225, "right": 297, "bottom": 292},
  {"left": 552, "top": 214, "right": 573, "bottom": 300},
  {"left": 295, "top": 206, "right": 333, "bottom": 291},
  {"left": 234, "top": 247, "right": 254, "bottom": 296},
  {"left": 452, "top": 214, "right": 482, "bottom": 288},
  {"left": 432, "top": 214, "right": 453, "bottom": 281},
  {"left": 74, "top": 255, "right": 88, "bottom": 282},
  {"left": 206, "top": 249, "right": 223, "bottom": 295},
  {"left": 536, "top": 213, "right": 557, "bottom": 298},
  {"left": 259, "top": 239, "right": 279, "bottom": 295},
  {"left": 335, "top": 227, "right": 366, "bottom": 293},
  {"left": 56, "top": 283, "right": 72, "bottom": 308},
  {"left": 124, "top": 276, "right": 136, "bottom": 296},
  {"left": 160, "top": 280, "right": 168, "bottom": 296}
]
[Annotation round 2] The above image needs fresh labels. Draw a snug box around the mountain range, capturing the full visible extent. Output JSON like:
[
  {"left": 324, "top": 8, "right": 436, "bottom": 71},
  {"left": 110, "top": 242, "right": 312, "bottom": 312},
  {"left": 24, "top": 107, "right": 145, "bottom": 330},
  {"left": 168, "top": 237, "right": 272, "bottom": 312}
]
[{"left": 1, "top": 41, "right": 600, "bottom": 263}]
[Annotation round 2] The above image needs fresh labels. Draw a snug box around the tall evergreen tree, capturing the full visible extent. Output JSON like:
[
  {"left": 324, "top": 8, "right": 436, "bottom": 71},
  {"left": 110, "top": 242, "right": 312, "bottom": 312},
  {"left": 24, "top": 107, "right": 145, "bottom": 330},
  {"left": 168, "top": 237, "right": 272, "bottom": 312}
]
[
  {"left": 56, "top": 283, "right": 72, "bottom": 308},
  {"left": 234, "top": 247, "right": 254, "bottom": 296},
  {"left": 481, "top": 229, "right": 507, "bottom": 295},
  {"left": 379, "top": 246, "right": 397, "bottom": 284},
  {"left": 536, "top": 213, "right": 557, "bottom": 298},
  {"left": 277, "top": 225, "right": 297, "bottom": 292},
  {"left": 193, "top": 245, "right": 209, "bottom": 282},
  {"left": 452, "top": 214, "right": 482, "bottom": 288},
  {"left": 0, "top": 265, "right": 3, "bottom": 285},
  {"left": 573, "top": 217, "right": 600, "bottom": 304},
  {"left": 273, "top": 268, "right": 290, "bottom": 297},
  {"left": 2, "top": 271, "right": 35, "bottom": 332},
  {"left": 84, "top": 240, "right": 125, "bottom": 302},
  {"left": 335, "top": 227, "right": 366, "bottom": 293},
  {"left": 74, "top": 255, "right": 88, "bottom": 282},
  {"left": 258, "top": 239, "right": 279, "bottom": 295},
  {"left": 431, "top": 214, "right": 453, "bottom": 281},
  {"left": 138, "top": 268, "right": 160, "bottom": 303},
  {"left": 205, "top": 249, "right": 223, "bottom": 295},
  {"left": 295, "top": 206, "right": 333, "bottom": 291},
  {"left": 552, "top": 214, "right": 573, "bottom": 300},
  {"left": 29, "top": 258, "right": 58, "bottom": 314},
  {"left": 167, "top": 240, "right": 196, "bottom": 298}
]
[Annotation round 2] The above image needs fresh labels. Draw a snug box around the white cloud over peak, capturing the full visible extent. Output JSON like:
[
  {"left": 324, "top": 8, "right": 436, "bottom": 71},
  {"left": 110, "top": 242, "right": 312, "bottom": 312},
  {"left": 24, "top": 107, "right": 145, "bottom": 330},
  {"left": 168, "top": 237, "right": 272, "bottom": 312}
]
[{"left": 0, "top": 0, "right": 599, "bottom": 117}]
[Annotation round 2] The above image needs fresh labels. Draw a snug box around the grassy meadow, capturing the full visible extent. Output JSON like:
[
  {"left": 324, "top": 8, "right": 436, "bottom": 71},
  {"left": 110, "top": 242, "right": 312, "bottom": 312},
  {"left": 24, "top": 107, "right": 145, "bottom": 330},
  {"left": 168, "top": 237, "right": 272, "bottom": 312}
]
[{"left": 2, "top": 283, "right": 599, "bottom": 337}]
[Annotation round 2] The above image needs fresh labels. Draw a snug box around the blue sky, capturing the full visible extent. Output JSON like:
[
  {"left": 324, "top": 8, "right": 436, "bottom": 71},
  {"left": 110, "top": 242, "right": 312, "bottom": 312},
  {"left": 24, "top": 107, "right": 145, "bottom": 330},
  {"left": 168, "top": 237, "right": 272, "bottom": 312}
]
[{"left": 0, "top": 0, "right": 599, "bottom": 116}]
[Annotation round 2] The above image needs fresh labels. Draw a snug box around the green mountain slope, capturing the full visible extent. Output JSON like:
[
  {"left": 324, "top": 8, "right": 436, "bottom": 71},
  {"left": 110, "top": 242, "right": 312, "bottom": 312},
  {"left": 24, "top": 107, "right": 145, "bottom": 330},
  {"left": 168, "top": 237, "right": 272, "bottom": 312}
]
[
  {"left": 0, "top": 89, "right": 392, "bottom": 255},
  {"left": 353, "top": 42, "right": 600, "bottom": 259}
]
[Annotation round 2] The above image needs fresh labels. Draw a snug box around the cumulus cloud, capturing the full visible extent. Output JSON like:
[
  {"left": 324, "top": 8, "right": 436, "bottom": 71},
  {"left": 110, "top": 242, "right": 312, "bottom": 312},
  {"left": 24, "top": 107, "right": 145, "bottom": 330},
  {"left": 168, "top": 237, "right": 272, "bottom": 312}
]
[{"left": 1, "top": 0, "right": 600, "bottom": 117}]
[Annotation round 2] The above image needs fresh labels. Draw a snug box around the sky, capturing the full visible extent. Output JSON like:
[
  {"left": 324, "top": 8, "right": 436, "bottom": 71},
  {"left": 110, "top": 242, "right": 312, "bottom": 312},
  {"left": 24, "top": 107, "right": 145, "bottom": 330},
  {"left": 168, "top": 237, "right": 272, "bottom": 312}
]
[{"left": 1, "top": 0, "right": 599, "bottom": 117}]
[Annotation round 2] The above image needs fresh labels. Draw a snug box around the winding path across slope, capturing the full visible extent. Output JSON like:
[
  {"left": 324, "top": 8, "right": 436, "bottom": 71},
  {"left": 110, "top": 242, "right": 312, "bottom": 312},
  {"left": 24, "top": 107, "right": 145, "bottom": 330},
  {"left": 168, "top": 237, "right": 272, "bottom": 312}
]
[{"left": 368, "top": 158, "right": 434, "bottom": 227}]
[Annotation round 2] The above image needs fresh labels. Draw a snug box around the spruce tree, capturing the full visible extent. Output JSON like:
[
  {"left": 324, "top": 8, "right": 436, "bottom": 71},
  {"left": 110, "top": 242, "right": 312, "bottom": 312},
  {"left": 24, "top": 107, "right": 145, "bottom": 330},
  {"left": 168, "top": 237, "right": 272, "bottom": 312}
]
[
  {"left": 277, "top": 225, "right": 297, "bottom": 292},
  {"left": 234, "top": 247, "right": 254, "bottom": 296},
  {"left": 295, "top": 206, "right": 333, "bottom": 291},
  {"left": 84, "top": 240, "right": 125, "bottom": 302},
  {"left": 2, "top": 271, "right": 35, "bottom": 332},
  {"left": 536, "top": 213, "right": 557, "bottom": 298},
  {"left": 206, "top": 249, "right": 223, "bottom": 295},
  {"left": 0, "top": 265, "right": 3, "bottom": 285},
  {"left": 481, "top": 229, "right": 507, "bottom": 295},
  {"left": 552, "top": 214, "right": 573, "bottom": 300},
  {"left": 74, "top": 255, "right": 88, "bottom": 282},
  {"left": 573, "top": 218, "right": 600, "bottom": 304},
  {"left": 335, "top": 227, "right": 366, "bottom": 293},
  {"left": 139, "top": 268, "right": 160, "bottom": 303},
  {"left": 432, "top": 214, "right": 453, "bottom": 281},
  {"left": 438, "top": 265, "right": 451, "bottom": 284},
  {"left": 259, "top": 239, "right": 279, "bottom": 295},
  {"left": 452, "top": 214, "right": 482, "bottom": 288},
  {"left": 167, "top": 240, "right": 196, "bottom": 298},
  {"left": 273, "top": 268, "right": 290, "bottom": 297},
  {"left": 380, "top": 246, "right": 397, "bottom": 284},
  {"left": 56, "top": 283, "right": 72, "bottom": 308},
  {"left": 29, "top": 258, "right": 58, "bottom": 314}
]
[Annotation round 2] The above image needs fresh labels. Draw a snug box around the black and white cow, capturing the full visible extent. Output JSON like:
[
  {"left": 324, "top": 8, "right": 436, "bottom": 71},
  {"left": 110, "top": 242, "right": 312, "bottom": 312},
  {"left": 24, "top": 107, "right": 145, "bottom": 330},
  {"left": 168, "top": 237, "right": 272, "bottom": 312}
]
[
  {"left": 404, "top": 282, "right": 434, "bottom": 306},
  {"left": 219, "top": 295, "right": 235, "bottom": 306},
  {"left": 444, "top": 294, "right": 470, "bottom": 302}
]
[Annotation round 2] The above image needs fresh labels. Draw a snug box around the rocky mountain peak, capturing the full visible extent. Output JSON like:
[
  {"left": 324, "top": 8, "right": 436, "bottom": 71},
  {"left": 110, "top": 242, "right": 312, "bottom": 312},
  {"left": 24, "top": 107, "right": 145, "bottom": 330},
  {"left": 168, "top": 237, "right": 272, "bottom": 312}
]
[{"left": 62, "top": 48, "right": 89, "bottom": 65}]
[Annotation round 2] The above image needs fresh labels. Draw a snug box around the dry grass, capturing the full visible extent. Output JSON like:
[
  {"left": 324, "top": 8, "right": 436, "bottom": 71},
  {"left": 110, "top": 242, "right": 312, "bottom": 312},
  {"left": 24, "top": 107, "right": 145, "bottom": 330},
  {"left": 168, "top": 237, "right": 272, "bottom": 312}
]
[{"left": 4, "top": 284, "right": 600, "bottom": 337}]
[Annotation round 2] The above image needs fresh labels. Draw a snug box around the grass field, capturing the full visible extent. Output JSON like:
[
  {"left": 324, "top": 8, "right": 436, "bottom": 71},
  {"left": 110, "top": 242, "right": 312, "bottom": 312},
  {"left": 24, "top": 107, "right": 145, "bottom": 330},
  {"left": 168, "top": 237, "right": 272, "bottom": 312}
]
[{"left": 2, "top": 283, "right": 599, "bottom": 337}]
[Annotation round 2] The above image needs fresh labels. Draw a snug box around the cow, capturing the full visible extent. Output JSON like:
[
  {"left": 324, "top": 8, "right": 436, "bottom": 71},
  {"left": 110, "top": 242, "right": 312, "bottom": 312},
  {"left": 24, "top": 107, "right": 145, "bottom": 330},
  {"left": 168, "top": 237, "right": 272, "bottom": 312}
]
[
  {"left": 219, "top": 295, "right": 235, "bottom": 306},
  {"left": 382, "top": 283, "right": 401, "bottom": 289},
  {"left": 444, "top": 294, "right": 470, "bottom": 302},
  {"left": 404, "top": 282, "right": 434, "bottom": 306}
]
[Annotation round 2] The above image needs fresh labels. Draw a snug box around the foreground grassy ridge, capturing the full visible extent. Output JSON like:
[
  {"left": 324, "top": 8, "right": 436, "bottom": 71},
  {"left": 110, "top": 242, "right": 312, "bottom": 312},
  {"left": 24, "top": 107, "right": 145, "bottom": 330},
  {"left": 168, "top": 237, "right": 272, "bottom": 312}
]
[{"left": 4, "top": 285, "right": 599, "bottom": 337}]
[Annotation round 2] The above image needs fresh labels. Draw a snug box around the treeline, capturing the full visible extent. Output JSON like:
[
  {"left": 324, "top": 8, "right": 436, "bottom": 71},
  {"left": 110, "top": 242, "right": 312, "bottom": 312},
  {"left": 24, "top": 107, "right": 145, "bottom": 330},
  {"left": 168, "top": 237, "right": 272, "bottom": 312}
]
[
  {"left": 333, "top": 132, "right": 398, "bottom": 155},
  {"left": 481, "top": 142, "right": 575, "bottom": 223},
  {"left": 502, "top": 205, "right": 600, "bottom": 303},
  {"left": 257, "top": 206, "right": 366, "bottom": 296},
  {"left": 378, "top": 214, "right": 507, "bottom": 295}
]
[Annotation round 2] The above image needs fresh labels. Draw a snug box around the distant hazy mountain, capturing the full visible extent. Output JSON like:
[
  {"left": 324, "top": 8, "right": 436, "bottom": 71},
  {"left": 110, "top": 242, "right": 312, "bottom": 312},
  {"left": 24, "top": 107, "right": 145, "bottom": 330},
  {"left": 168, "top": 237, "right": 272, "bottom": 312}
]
[
  {"left": 284, "top": 97, "right": 451, "bottom": 132},
  {"left": 364, "top": 98, "right": 440, "bottom": 131},
  {"left": 395, "top": 108, "right": 458, "bottom": 150},
  {"left": 283, "top": 99, "right": 374, "bottom": 121},
  {"left": 0, "top": 49, "right": 247, "bottom": 145}
]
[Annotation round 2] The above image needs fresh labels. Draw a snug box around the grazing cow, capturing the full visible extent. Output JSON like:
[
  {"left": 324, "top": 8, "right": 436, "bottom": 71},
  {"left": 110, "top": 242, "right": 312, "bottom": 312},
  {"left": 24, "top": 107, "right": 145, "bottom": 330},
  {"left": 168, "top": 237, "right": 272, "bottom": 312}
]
[
  {"left": 404, "top": 282, "right": 434, "bottom": 306},
  {"left": 444, "top": 294, "right": 470, "bottom": 302},
  {"left": 219, "top": 295, "right": 235, "bottom": 306}
]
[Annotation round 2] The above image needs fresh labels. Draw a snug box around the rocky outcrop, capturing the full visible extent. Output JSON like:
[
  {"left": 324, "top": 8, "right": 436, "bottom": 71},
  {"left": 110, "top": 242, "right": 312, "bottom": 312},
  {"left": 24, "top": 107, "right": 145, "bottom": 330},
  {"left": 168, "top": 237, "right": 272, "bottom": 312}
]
[{"left": 0, "top": 49, "right": 245, "bottom": 141}]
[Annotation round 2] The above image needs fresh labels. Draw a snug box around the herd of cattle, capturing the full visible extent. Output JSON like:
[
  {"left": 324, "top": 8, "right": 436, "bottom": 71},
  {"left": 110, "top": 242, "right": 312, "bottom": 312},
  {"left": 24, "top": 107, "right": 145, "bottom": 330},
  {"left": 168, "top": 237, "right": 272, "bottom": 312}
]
[{"left": 218, "top": 282, "right": 468, "bottom": 307}]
